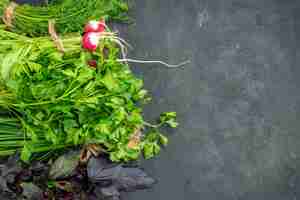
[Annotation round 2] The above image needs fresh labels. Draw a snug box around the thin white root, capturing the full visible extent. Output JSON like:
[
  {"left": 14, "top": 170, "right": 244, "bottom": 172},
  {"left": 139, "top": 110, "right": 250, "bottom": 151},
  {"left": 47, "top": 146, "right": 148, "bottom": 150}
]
[
  {"left": 117, "top": 58, "right": 191, "bottom": 68},
  {"left": 111, "top": 36, "right": 133, "bottom": 49},
  {"left": 98, "top": 34, "right": 190, "bottom": 69},
  {"left": 110, "top": 39, "right": 128, "bottom": 60},
  {"left": 100, "top": 32, "right": 132, "bottom": 49},
  {"left": 100, "top": 36, "right": 128, "bottom": 60}
]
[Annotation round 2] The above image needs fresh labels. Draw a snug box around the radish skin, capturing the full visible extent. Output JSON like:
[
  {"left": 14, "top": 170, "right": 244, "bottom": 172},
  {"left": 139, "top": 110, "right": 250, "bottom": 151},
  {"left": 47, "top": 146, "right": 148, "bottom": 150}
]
[
  {"left": 82, "top": 32, "right": 101, "bottom": 51},
  {"left": 84, "top": 20, "right": 106, "bottom": 33}
]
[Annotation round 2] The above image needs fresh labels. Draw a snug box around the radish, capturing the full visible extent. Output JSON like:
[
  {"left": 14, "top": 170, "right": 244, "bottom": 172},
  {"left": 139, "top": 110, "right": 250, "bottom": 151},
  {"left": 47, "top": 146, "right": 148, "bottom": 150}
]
[
  {"left": 84, "top": 19, "right": 106, "bottom": 33},
  {"left": 82, "top": 32, "right": 101, "bottom": 51},
  {"left": 88, "top": 60, "right": 97, "bottom": 68}
]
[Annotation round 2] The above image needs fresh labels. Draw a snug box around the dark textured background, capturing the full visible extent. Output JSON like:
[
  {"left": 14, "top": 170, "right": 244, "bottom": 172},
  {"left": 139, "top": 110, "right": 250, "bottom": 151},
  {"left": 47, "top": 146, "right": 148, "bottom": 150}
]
[{"left": 124, "top": 0, "right": 300, "bottom": 200}]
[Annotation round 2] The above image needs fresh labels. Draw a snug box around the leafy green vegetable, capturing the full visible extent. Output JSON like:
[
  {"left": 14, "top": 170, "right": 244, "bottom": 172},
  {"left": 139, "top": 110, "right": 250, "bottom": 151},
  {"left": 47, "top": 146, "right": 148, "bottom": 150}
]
[
  {"left": 21, "top": 143, "right": 32, "bottom": 162},
  {"left": 0, "top": 27, "right": 81, "bottom": 81},
  {"left": 141, "top": 130, "right": 169, "bottom": 159},
  {"left": 0, "top": 13, "right": 179, "bottom": 162},
  {"left": 159, "top": 112, "right": 179, "bottom": 128},
  {"left": 0, "top": 116, "right": 68, "bottom": 162},
  {"left": 0, "top": 0, "right": 128, "bottom": 36},
  {"left": 0, "top": 36, "right": 178, "bottom": 162}
]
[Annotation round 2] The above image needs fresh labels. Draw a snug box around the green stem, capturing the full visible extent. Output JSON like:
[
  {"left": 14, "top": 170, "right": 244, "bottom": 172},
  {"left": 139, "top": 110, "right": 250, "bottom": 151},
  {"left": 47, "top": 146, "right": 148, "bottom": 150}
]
[
  {"left": 12, "top": 100, "right": 56, "bottom": 107},
  {"left": 143, "top": 121, "right": 163, "bottom": 129}
]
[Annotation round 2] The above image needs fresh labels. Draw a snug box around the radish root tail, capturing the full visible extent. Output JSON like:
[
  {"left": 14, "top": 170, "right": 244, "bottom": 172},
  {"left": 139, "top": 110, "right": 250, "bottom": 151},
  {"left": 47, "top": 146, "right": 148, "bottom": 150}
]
[
  {"left": 99, "top": 32, "right": 189, "bottom": 68},
  {"left": 100, "top": 34, "right": 131, "bottom": 60},
  {"left": 117, "top": 58, "right": 191, "bottom": 68}
]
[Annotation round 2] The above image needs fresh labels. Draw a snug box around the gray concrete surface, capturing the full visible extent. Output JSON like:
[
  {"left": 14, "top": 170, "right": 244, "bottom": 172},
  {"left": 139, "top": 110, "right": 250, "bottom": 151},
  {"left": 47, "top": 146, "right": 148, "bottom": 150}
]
[{"left": 124, "top": 0, "right": 300, "bottom": 199}]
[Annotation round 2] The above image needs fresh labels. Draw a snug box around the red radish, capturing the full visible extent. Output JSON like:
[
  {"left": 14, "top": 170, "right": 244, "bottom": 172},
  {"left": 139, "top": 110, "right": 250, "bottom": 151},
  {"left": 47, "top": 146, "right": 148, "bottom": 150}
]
[
  {"left": 88, "top": 60, "right": 97, "bottom": 68},
  {"left": 82, "top": 32, "right": 101, "bottom": 51},
  {"left": 84, "top": 19, "right": 106, "bottom": 33}
]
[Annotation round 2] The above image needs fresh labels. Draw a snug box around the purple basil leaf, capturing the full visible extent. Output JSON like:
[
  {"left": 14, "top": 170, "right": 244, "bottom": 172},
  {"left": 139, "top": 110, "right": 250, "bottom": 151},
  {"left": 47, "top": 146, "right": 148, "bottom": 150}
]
[
  {"left": 114, "top": 167, "right": 156, "bottom": 192},
  {"left": 0, "top": 154, "right": 22, "bottom": 192},
  {"left": 29, "top": 161, "right": 49, "bottom": 175},
  {"left": 88, "top": 157, "right": 155, "bottom": 191},
  {"left": 87, "top": 157, "right": 106, "bottom": 181},
  {"left": 0, "top": 191, "right": 17, "bottom": 200},
  {"left": 21, "top": 182, "right": 43, "bottom": 200},
  {"left": 100, "top": 186, "right": 120, "bottom": 197},
  {"left": 93, "top": 185, "right": 120, "bottom": 200},
  {"left": 87, "top": 157, "right": 122, "bottom": 182},
  {"left": 49, "top": 151, "right": 79, "bottom": 180}
]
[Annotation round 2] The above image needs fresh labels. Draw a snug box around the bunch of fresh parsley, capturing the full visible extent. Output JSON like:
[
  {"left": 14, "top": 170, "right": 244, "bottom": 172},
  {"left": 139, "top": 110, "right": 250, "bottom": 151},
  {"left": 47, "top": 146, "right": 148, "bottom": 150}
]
[{"left": 0, "top": 35, "right": 177, "bottom": 163}]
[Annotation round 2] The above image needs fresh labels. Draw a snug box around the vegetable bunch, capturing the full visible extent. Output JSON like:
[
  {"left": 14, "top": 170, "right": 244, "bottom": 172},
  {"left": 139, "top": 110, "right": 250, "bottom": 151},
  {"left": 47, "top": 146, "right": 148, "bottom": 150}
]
[
  {"left": 0, "top": 0, "right": 128, "bottom": 36},
  {"left": 0, "top": 26, "right": 177, "bottom": 163}
]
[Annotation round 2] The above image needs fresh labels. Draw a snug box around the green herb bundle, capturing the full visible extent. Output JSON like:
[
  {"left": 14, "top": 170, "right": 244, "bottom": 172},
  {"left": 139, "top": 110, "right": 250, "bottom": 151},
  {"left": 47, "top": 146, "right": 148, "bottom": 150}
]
[
  {"left": 0, "top": 116, "right": 70, "bottom": 159},
  {"left": 0, "top": 0, "right": 128, "bottom": 36},
  {"left": 0, "top": 28, "right": 177, "bottom": 163},
  {"left": 0, "top": 26, "right": 82, "bottom": 81}
]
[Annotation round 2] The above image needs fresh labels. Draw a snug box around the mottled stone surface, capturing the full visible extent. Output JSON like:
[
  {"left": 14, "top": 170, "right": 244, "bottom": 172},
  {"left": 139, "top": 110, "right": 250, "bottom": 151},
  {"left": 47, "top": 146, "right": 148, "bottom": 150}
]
[{"left": 124, "top": 0, "right": 300, "bottom": 199}]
